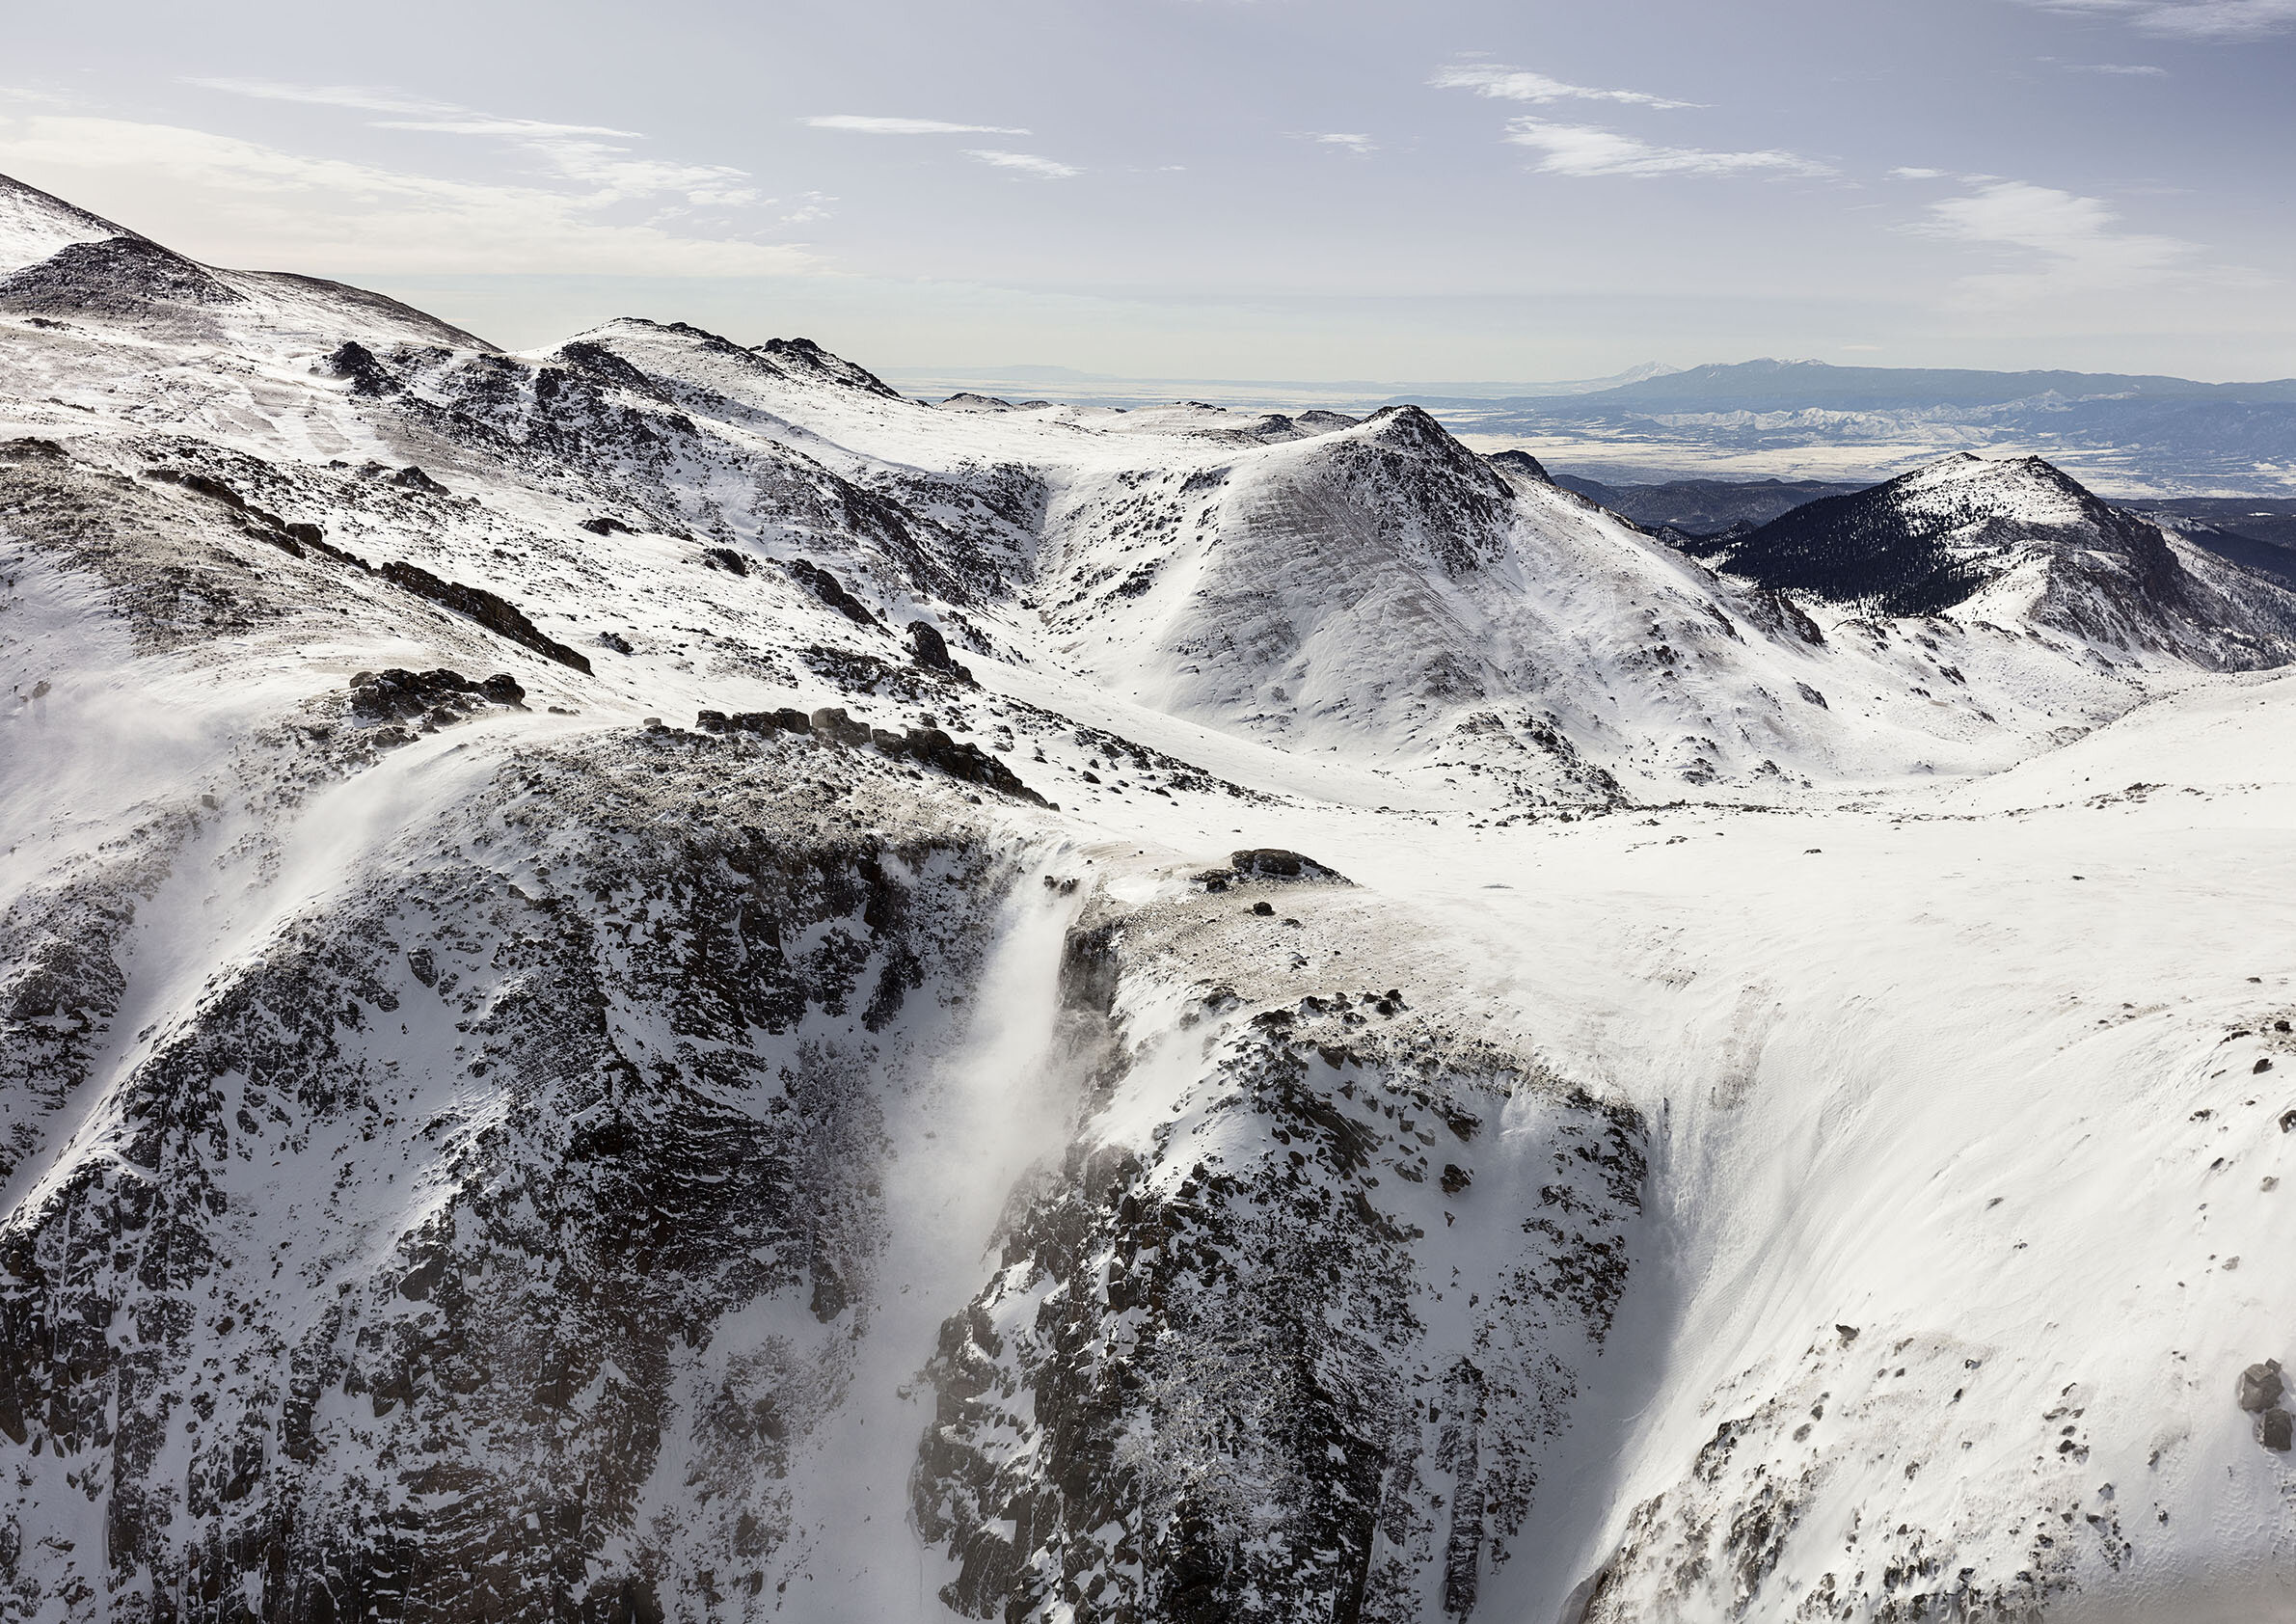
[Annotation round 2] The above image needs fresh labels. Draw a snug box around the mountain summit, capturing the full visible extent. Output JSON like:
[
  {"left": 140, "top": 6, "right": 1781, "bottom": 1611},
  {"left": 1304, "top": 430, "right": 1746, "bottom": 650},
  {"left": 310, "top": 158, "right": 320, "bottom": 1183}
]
[{"left": 1710, "top": 451, "right": 2296, "bottom": 668}]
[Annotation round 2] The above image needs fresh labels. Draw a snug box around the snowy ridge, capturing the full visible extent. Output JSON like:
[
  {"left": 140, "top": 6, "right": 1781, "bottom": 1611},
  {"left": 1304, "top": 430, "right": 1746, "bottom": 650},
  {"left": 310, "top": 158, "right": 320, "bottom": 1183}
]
[
  {"left": 0, "top": 174, "right": 139, "bottom": 276},
  {"left": 1711, "top": 451, "right": 2296, "bottom": 675},
  {"left": 4, "top": 174, "right": 2296, "bottom": 1624}
]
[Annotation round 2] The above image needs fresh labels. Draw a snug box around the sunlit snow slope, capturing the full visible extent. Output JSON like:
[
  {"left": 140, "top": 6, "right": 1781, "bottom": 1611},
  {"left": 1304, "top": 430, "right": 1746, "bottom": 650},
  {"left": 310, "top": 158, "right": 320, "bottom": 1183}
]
[{"left": 3, "top": 169, "right": 2294, "bottom": 1624}]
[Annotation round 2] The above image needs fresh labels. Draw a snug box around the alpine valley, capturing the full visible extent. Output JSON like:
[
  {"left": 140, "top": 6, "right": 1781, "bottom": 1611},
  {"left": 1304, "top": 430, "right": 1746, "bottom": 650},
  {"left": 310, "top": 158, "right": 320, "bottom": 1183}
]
[{"left": 4, "top": 172, "right": 2295, "bottom": 1624}]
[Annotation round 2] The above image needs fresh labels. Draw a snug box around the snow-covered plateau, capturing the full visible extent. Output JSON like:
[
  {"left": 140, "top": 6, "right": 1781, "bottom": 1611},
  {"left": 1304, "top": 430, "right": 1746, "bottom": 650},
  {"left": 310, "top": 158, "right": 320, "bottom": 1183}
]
[{"left": 1, "top": 172, "right": 2293, "bottom": 1624}]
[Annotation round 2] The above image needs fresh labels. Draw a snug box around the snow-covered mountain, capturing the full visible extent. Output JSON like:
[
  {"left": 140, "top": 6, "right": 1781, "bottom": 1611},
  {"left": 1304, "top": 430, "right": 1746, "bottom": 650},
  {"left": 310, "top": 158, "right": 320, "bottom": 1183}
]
[
  {"left": 1707, "top": 451, "right": 2296, "bottom": 666},
  {"left": 5, "top": 171, "right": 2296, "bottom": 1624}
]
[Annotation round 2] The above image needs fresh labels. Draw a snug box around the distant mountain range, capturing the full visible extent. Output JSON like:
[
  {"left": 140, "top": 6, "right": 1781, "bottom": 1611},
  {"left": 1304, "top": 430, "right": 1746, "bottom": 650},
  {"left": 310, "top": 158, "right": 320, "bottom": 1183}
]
[
  {"left": 877, "top": 362, "right": 1681, "bottom": 408},
  {"left": 887, "top": 357, "right": 2296, "bottom": 497},
  {"left": 1433, "top": 359, "right": 2296, "bottom": 499},
  {"left": 1472, "top": 357, "right": 2296, "bottom": 413}
]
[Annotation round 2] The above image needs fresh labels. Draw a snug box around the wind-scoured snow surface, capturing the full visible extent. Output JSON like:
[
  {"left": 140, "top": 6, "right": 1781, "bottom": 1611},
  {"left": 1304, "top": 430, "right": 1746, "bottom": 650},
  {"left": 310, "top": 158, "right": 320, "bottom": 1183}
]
[{"left": 1, "top": 168, "right": 2294, "bottom": 1623}]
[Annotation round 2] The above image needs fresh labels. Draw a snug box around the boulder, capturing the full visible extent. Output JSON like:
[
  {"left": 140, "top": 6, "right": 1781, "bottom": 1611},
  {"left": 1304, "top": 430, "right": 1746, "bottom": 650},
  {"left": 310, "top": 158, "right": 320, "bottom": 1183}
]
[
  {"left": 1230, "top": 849, "right": 1349, "bottom": 883},
  {"left": 809, "top": 707, "right": 872, "bottom": 747},
  {"left": 2236, "top": 1359, "right": 2284, "bottom": 1413},
  {"left": 907, "top": 620, "right": 954, "bottom": 672}
]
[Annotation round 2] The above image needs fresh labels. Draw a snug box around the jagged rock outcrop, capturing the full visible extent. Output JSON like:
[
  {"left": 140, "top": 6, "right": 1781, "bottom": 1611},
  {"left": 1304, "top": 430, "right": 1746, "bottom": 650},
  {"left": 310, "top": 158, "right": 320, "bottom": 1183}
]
[{"left": 913, "top": 889, "right": 1647, "bottom": 1624}]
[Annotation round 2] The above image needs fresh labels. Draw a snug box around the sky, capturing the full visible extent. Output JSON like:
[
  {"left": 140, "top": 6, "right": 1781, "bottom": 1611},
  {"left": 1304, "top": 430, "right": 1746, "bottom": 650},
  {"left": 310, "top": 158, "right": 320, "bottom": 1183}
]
[{"left": 2, "top": 0, "right": 2292, "bottom": 382}]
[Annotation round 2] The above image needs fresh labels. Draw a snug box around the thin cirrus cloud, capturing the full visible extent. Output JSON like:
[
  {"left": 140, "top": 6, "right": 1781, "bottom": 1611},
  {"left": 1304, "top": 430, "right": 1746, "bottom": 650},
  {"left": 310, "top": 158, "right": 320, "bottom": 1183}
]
[
  {"left": 0, "top": 104, "right": 819, "bottom": 276},
  {"left": 2064, "top": 60, "right": 2172, "bottom": 71},
  {"left": 1302, "top": 132, "right": 1378, "bottom": 154},
  {"left": 1913, "top": 178, "right": 2205, "bottom": 300},
  {"left": 965, "top": 149, "right": 1081, "bottom": 179},
  {"left": 2016, "top": 0, "right": 2296, "bottom": 35},
  {"left": 187, "top": 76, "right": 761, "bottom": 207},
  {"left": 803, "top": 115, "right": 1031, "bottom": 136},
  {"left": 1502, "top": 120, "right": 1835, "bottom": 180},
  {"left": 1430, "top": 64, "right": 1698, "bottom": 110}
]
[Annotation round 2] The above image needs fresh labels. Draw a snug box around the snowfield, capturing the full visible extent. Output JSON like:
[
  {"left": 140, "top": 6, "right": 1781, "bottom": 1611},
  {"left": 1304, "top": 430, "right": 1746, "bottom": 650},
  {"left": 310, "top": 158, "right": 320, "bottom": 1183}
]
[{"left": 2, "top": 171, "right": 2293, "bottom": 1624}]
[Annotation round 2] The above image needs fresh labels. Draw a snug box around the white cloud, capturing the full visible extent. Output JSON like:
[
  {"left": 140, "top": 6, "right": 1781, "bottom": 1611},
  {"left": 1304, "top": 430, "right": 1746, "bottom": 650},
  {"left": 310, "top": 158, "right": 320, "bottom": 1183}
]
[
  {"left": 804, "top": 115, "right": 1032, "bottom": 136},
  {"left": 965, "top": 149, "right": 1081, "bottom": 179},
  {"left": 1302, "top": 131, "right": 1378, "bottom": 154},
  {"left": 1913, "top": 178, "right": 2204, "bottom": 300},
  {"left": 0, "top": 111, "right": 818, "bottom": 276},
  {"left": 778, "top": 192, "right": 836, "bottom": 226},
  {"left": 1431, "top": 64, "right": 1697, "bottom": 110},
  {"left": 1891, "top": 166, "right": 1951, "bottom": 179},
  {"left": 373, "top": 117, "right": 641, "bottom": 138},
  {"left": 2065, "top": 60, "right": 2171, "bottom": 70},
  {"left": 1501, "top": 120, "right": 1835, "bottom": 179},
  {"left": 182, "top": 78, "right": 458, "bottom": 117},
  {"left": 2017, "top": 0, "right": 2296, "bottom": 35},
  {"left": 188, "top": 76, "right": 759, "bottom": 208}
]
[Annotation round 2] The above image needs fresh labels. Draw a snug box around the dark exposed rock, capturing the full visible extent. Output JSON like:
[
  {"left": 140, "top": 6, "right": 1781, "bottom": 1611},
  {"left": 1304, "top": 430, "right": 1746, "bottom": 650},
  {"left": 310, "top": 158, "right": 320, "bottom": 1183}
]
[
  {"left": 781, "top": 557, "right": 883, "bottom": 630},
  {"left": 912, "top": 960, "right": 1647, "bottom": 1624},
  {"left": 1742, "top": 586, "right": 1826, "bottom": 647},
  {"left": 2263, "top": 1409, "right": 2293, "bottom": 1452},
  {"left": 141, "top": 465, "right": 336, "bottom": 563},
  {"left": 0, "top": 733, "right": 1017, "bottom": 1623},
  {"left": 378, "top": 560, "right": 593, "bottom": 673},
  {"left": 392, "top": 465, "right": 449, "bottom": 496},
  {"left": 0, "top": 437, "right": 68, "bottom": 463},
  {"left": 319, "top": 339, "right": 402, "bottom": 396},
  {"left": 581, "top": 516, "right": 635, "bottom": 537},
  {"left": 2236, "top": 1359, "right": 2284, "bottom": 1412},
  {"left": 698, "top": 708, "right": 811, "bottom": 738},
  {"left": 0, "top": 234, "right": 247, "bottom": 315},
  {"left": 875, "top": 725, "right": 1050, "bottom": 807},
  {"left": 703, "top": 546, "right": 748, "bottom": 575},
  {"left": 347, "top": 667, "right": 526, "bottom": 724},
  {"left": 753, "top": 336, "right": 903, "bottom": 397},
  {"left": 907, "top": 619, "right": 952, "bottom": 670},
  {"left": 1231, "top": 849, "right": 1349, "bottom": 883},
  {"left": 554, "top": 338, "right": 662, "bottom": 397},
  {"left": 1487, "top": 448, "right": 1553, "bottom": 484},
  {"left": 808, "top": 706, "right": 872, "bottom": 746}
]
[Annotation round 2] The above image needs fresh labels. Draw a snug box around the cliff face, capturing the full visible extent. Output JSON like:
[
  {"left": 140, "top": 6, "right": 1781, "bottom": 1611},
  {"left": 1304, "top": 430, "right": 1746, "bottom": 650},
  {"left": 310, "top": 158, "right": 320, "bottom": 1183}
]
[
  {"left": 914, "top": 879, "right": 1647, "bottom": 1624},
  {"left": 0, "top": 718, "right": 1028, "bottom": 1622}
]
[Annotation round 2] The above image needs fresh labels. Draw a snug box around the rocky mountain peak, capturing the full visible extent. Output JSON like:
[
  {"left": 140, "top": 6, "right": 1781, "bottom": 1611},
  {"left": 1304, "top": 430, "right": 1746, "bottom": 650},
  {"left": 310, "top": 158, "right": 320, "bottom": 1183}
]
[
  {"left": 753, "top": 335, "right": 904, "bottom": 397},
  {"left": 1715, "top": 452, "right": 2296, "bottom": 666},
  {"left": 0, "top": 233, "right": 248, "bottom": 317},
  {"left": 1487, "top": 447, "right": 1553, "bottom": 485}
]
